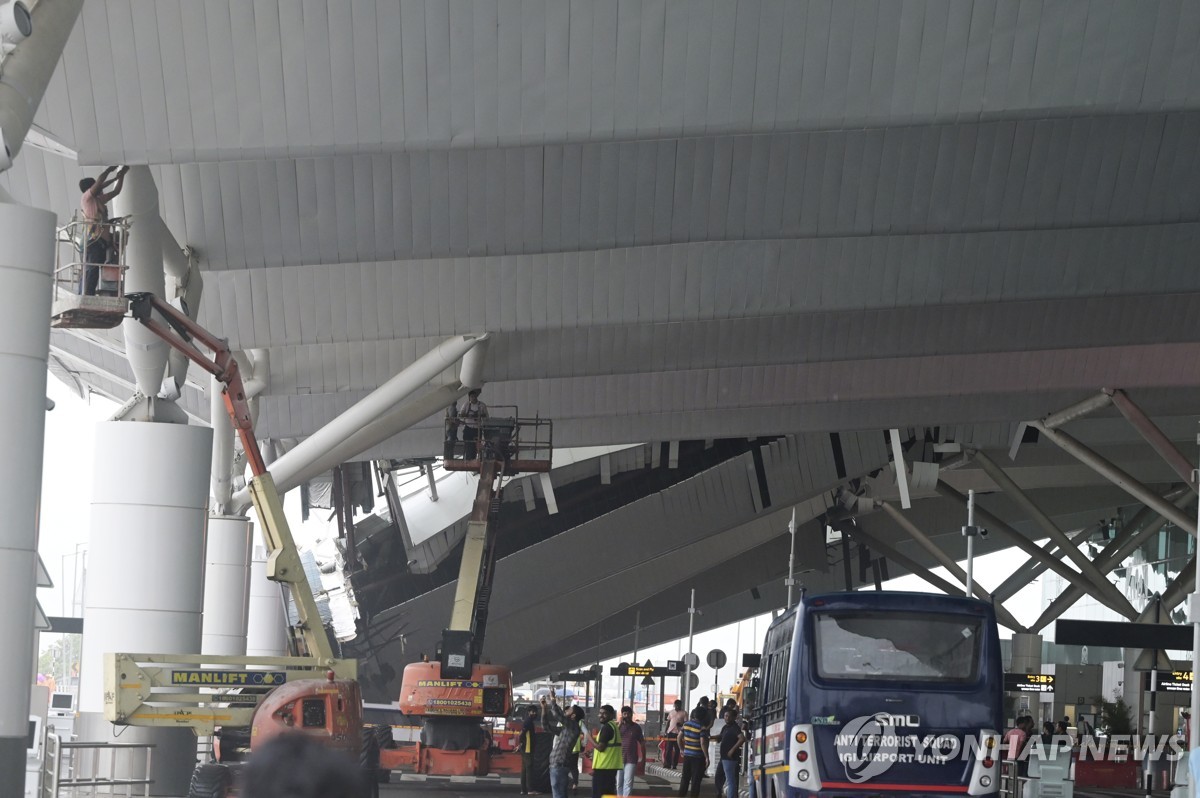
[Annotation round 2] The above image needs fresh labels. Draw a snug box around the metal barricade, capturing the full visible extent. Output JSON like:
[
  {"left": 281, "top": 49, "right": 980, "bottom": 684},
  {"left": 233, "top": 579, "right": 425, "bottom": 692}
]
[
  {"left": 41, "top": 734, "right": 154, "bottom": 798},
  {"left": 1000, "top": 760, "right": 1024, "bottom": 797}
]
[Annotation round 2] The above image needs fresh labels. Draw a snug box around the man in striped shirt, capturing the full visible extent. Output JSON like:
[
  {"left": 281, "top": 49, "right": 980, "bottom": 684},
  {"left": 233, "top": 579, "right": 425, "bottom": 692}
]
[
  {"left": 676, "top": 708, "right": 710, "bottom": 798},
  {"left": 541, "top": 694, "right": 584, "bottom": 798}
]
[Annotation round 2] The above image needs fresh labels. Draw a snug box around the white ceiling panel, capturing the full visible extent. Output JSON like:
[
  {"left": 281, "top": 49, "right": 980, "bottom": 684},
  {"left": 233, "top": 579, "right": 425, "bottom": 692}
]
[
  {"left": 27, "top": 1, "right": 1200, "bottom": 167},
  {"left": 188, "top": 223, "right": 1200, "bottom": 353},
  {"left": 10, "top": 0, "right": 1200, "bottom": 625},
  {"left": 68, "top": 113, "right": 1194, "bottom": 273}
]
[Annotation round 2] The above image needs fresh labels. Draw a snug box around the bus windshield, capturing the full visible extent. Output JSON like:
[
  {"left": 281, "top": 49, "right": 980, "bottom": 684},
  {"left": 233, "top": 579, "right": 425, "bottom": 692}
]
[{"left": 813, "top": 610, "right": 982, "bottom": 682}]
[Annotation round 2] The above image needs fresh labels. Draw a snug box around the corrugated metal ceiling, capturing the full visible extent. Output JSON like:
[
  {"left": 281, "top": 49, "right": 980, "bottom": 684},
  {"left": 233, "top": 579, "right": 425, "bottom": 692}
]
[
  {"left": 36, "top": 1, "right": 1200, "bottom": 163},
  {"left": 11, "top": 0, "right": 1200, "bottom": 687},
  {"left": 0, "top": 0, "right": 1195, "bottom": 477}
]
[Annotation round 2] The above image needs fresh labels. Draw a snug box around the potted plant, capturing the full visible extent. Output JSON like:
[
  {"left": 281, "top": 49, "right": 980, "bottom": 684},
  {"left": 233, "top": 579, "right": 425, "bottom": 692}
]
[{"left": 1074, "top": 693, "right": 1139, "bottom": 788}]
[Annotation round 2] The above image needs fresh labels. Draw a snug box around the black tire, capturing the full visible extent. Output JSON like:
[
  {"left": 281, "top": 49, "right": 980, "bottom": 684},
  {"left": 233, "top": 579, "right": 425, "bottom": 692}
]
[
  {"left": 360, "top": 727, "right": 381, "bottom": 798},
  {"left": 187, "top": 763, "right": 233, "bottom": 798},
  {"left": 370, "top": 724, "right": 393, "bottom": 783},
  {"left": 531, "top": 731, "right": 554, "bottom": 793}
]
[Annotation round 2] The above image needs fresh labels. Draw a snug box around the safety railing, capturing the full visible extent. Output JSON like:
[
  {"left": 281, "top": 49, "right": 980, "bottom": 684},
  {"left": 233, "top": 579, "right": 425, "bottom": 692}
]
[
  {"left": 443, "top": 406, "right": 553, "bottom": 473},
  {"left": 41, "top": 734, "right": 154, "bottom": 797},
  {"left": 999, "top": 760, "right": 1025, "bottom": 797},
  {"left": 53, "top": 215, "right": 130, "bottom": 298}
]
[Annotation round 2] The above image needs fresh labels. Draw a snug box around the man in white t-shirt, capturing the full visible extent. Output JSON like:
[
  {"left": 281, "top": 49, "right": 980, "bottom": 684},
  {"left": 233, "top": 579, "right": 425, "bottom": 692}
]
[
  {"left": 459, "top": 388, "right": 488, "bottom": 460},
  {"left": 663, "top": 700, "right": 688, "bottom": 770}
]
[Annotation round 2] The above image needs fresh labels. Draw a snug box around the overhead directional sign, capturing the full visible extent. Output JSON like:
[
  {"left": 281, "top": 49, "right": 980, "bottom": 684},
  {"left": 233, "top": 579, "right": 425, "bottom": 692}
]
[
  {"left": 548, "top": 670, "right": 599, "bottom": 682},
  {"left": 1004, "top": 673, "right": 1055, "bottom": 693},
  {"left": 609, "top": 659, "right": 684, "bottom": 677},
  {"left": 1055, "top": 620, "right": 1191, "bottom": 651},
  {"left": 619, "top": 665, "right": 656, "bottom": 677},
  {"left": 1142, "top": 671, "right": 1193, "bottom": 693}
]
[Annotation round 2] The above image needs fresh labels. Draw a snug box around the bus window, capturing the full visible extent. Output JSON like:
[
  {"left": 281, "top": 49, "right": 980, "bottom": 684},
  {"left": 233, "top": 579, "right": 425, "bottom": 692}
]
[
  {"left": 813, "top": 611, "right": 982, "bottom": 682},
  {"left": 760, "top": 609, "right": 795, "bottom": 719},
  {"left": 752, "top": 593, "right": 1003, "bottom": 798}
]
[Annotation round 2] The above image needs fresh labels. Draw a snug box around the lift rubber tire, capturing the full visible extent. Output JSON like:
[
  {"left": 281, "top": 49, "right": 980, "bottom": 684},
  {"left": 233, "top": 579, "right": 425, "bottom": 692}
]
[
  {"left": 531, "top": 731, "right": 553, "bottom": 794},
  {"left": 360, "top": 727, "right": 381, "bottom": 798},
  {"left": 370, "top": 724, "right": 393, "bottom": 783},
  {"left": 187, "top": 763, "right": 233, "bottom": 798}
]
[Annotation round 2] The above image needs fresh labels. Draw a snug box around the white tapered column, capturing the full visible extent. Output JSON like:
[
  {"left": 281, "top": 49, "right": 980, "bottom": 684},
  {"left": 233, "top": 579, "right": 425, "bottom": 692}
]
[
  {"left": 77, "top": 421, "right": 212, "bottom": 796},
  {"left": 202, "top": 516, "right": 253, "bottom": 656},
  {"left": 115, "top": 167, "right": 169, "bottom": 397},
  {"left": 246, "top": 545, "right": 289, "bottom": 657},
  {"left": 0, "top": 196, "right": 55, "bottom": 789}
]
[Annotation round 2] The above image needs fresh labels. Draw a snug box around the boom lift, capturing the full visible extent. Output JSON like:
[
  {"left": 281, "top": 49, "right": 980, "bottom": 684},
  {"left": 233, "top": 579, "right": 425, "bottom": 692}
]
[
  {"left": 391, "top": 412, "right": 552, "bottom": 777},
  {"left": 101, "top": 292, "right": 372, "bottom": 797}
]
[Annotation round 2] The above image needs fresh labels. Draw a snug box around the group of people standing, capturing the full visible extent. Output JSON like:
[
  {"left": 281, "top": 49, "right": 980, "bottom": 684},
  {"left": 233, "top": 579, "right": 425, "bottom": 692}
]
[
  {"left": 531, "top": 693, "right": 747, "bottom": 798},
  {"left": 1002, "top": 714, "right": 1094, "bottom": 776},
  {"left": 664, "top": 697, "right": 747, "bottom": 798},
  {"left": 536, "top": 694, "right": 648, "bottom": 798}
]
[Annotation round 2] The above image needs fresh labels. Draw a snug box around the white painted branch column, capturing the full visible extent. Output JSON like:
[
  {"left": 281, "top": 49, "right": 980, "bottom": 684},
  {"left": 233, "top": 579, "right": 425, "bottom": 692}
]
[
  {"left": 76, "top": 421, "right": 212, "bottom": 796},
  {"left": 247, "top": 545, "right": 289, "bottom": 657},
  {"left": 0, "top": 195, "right": 55, "bottom": 792},
  {"left": 202, "top": 516, "right": 253, "bottom": 656},
  {"left": 114, "top": 167, "right": 169, "bottom": 398}
]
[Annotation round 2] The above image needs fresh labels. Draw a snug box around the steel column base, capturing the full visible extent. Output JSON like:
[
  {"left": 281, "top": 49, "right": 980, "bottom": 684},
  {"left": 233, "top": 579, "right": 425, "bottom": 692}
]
[{"left": 0, "top": 737, "right": 24, "bottom": 793}]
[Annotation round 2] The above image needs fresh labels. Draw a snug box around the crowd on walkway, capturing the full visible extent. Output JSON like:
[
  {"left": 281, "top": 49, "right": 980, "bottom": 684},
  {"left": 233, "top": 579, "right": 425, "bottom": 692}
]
[
  {"left": 661, "top": 696, "right": 747, "bottom": 798},
  {"left": 535, "top": 692, "right": 749, "bottom": 798}
]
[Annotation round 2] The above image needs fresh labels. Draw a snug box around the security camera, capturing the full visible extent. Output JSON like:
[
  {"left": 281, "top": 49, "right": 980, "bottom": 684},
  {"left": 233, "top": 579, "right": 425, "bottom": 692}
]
[
  {"left": 961, "top": 523, "right": 987, "bottom": 539},
  {"left": 0, "top": 1, "right": 32, "bottom": 54}
]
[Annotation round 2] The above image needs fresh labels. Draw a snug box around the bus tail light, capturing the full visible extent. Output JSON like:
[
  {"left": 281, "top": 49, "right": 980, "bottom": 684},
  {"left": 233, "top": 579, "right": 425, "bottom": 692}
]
[
  {"left": 787, "top": 724, "right": 821, "bottom": 793},
  {"left": 967, "top": 730, "right": 1001, "bottom": 796}
]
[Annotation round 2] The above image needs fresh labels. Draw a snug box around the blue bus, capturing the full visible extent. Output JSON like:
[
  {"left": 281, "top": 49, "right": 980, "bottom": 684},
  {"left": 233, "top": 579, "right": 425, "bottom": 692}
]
[{"left": 749, "top": 591, "right": 1003, "bottom": 797}]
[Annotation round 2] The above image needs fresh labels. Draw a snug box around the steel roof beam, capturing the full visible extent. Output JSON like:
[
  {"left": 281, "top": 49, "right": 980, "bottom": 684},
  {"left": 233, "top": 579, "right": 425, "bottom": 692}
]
[
  {"left": 877, "top": 501, "right": 1026, "bottom": 632},
  {"left": 935, "top": 481, "right": 1138, "bottom": 620},
  {"left": 971, "top": 449, "right": 1139, "bottom": 618}
]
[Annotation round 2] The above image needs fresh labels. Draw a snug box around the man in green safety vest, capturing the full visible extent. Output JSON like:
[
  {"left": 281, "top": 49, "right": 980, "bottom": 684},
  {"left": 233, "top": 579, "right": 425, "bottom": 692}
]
[{"left": 591, "top": 704, "right": 623, "bottom": 798}]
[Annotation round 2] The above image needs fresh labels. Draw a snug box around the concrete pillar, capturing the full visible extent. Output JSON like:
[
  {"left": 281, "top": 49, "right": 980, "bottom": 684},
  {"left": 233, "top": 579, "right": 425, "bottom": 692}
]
[
  {"left": 0, "top": 197, "right": 56, "bottom": 791},
  {"left": 246, "top": 545, "right": 289, "bottom": 657},
  {"left": 77, "top": 421, "right": 212, "bottom": 796},
  {"left": 1010, "top": 632, "right": 1044, "bottom": 674},
  {"left": 201, "top": 516, "right": 253, "bottom": 656}
]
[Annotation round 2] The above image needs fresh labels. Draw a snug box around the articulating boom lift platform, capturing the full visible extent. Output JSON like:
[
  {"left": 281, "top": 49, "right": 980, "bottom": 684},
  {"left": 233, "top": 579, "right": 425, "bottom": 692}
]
[
  {"left": 63, "top": 287, "right": 374, "bottom": 797},
  {"left": 387, "top": 415, "right": 552, "bottom": 778}
]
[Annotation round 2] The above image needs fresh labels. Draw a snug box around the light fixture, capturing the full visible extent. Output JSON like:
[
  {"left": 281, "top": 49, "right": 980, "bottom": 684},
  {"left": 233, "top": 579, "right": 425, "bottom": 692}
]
[{"left": 0, "top": 1, "right": 32, "bottom": 56}]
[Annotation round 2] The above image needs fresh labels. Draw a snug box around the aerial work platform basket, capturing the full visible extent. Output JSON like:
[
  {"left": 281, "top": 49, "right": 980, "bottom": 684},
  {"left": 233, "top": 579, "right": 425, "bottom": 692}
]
[
  {"left": 442, "top": 407, "right": 552, "bottom": 475},
  {"left": 50, "top": 215, "right": 130, "bottom": 329}
]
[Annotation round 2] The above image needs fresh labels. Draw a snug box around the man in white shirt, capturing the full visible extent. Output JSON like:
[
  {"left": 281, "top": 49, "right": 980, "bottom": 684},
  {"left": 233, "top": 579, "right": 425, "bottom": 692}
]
[
  {"left": 459, "top": 388, "right": 488, "bottom": 460},
  {"left": 663, "top": 700, "right": 688, "bottom": 770}
]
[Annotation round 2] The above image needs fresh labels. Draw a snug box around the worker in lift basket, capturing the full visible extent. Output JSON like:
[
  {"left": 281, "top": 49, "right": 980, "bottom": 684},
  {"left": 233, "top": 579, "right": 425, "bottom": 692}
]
[
  {"left": 78, "top": 165, "right": 128, "bottom": 295},
  {"left": 459, "top": 388, "right": 488, "bottom": 460}
]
